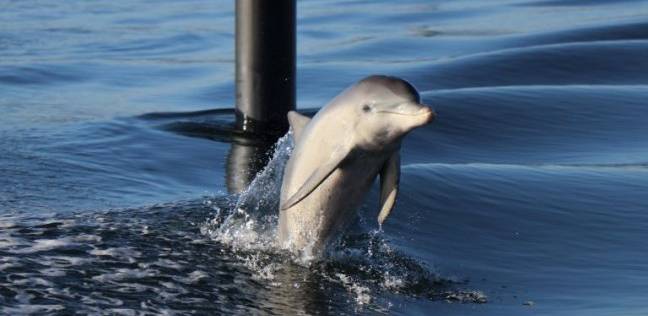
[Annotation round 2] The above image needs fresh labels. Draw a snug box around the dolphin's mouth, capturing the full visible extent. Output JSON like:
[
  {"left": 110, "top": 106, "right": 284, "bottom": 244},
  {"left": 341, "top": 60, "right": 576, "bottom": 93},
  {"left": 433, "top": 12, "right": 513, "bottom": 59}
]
[{"left": 377, "top": 105, "right": 436, "bottom": 118}]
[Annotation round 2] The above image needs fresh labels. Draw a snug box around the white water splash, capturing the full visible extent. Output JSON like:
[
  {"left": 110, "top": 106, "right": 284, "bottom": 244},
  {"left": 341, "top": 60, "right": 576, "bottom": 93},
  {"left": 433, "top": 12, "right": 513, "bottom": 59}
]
[
  {"left": 201, "top": 132, "right": 293, "bottom": 253},
  {"left": 199, "top": 133, "right": 296, "bottom": 282},
  {"left": 335, "top": 273, "right": 372, "bottom": 305}
]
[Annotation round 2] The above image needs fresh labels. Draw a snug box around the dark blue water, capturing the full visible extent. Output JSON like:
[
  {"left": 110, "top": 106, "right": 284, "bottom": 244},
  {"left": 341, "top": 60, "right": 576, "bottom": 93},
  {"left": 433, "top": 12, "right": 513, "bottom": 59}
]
[{"left": 2, "top": 0, "right": 648, "bottom": 314}]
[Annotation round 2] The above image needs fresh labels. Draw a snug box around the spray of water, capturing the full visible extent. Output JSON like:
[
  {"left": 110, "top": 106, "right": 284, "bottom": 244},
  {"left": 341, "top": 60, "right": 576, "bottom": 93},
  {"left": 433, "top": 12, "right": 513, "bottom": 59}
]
[{"left": 201, "top": 132, "right": 293, "bottom": 252}]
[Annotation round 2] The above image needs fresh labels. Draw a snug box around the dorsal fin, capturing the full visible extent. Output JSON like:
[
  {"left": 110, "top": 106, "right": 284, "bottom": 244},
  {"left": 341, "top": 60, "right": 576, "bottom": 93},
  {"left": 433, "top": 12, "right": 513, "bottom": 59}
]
[{"left": 287, "top": 111, "right": 311, "bottom": 141}]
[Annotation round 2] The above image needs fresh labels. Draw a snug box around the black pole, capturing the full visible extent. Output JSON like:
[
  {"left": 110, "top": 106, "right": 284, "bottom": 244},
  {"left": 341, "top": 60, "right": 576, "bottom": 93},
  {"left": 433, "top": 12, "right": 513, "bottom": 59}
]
[{"left": 235, "top": 0, "right": 296, "bottom": 135}]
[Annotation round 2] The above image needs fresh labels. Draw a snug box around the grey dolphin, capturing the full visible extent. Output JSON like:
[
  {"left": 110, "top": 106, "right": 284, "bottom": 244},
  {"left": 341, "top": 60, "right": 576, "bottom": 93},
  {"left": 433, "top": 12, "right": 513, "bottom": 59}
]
[{"left": 278, "top": 75, "right": 435, "bottom": 258}]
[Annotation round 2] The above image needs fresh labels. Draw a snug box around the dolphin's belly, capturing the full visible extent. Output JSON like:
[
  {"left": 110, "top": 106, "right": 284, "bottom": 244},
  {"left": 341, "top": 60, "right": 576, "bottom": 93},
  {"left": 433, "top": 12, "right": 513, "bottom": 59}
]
[{"left": 278, "top": 153, "right": 387, "bottom": 256}]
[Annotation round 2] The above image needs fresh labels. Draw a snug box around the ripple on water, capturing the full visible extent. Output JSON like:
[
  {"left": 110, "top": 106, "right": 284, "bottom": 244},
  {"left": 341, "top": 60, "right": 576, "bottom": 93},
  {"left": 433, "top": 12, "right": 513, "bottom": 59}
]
[
  {"left": 410, "top": 40, "right": 648, "bottom": 90},
  {"left": 404, "top": 85, "right": 648, "bottom": 165}
]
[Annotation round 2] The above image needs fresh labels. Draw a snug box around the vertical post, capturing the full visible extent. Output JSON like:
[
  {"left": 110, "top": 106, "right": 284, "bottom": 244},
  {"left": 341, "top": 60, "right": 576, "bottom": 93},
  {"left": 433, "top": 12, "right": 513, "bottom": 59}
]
[{"left": 235, "top": 0, "right": 296, "bottom": 135}]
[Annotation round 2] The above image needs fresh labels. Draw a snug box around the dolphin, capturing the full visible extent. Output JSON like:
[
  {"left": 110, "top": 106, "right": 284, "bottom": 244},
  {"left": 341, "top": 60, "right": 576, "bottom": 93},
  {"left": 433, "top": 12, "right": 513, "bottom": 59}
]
[{"left": 277, "top": 75, "right": 435, "bottom": 258}]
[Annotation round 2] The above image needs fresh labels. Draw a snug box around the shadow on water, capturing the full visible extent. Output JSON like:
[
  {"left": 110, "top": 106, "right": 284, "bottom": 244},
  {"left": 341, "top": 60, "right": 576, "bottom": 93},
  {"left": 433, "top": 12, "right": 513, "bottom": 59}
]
[
  {"left": 139, "top": 108, "right": 319, "bottom": 193},
  {"left": 139, "top": 109, "right": 277, "bottom": 195}
]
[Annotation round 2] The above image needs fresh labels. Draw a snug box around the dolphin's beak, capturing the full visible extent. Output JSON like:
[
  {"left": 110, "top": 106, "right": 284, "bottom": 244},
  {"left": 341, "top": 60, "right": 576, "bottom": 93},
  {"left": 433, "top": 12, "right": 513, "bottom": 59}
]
[
  {"left": 403, "top": 102, "right": 435, "bottom": 126},
  {"left": 376, "top": 101, "right": 436, "bottom": 127},
  {"left": 416, "top": 103, "right": 436, "bottom": 124}
]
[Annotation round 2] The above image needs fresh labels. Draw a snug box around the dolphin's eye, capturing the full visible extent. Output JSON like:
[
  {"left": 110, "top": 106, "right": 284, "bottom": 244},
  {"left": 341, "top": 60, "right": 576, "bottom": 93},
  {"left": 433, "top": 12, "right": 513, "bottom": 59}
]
[{"left": 362, "top": 104, "right": 371, "bottom": 112}]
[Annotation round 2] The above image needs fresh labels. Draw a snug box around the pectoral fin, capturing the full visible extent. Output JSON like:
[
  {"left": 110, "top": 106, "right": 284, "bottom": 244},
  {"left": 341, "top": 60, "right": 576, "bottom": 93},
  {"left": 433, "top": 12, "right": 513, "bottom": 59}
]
[
  {"left": 378, "top": 152, "right": 400, "bottom": 226},
  {"left": 281, "top": 143, "right": 352, "bottom": 210},
  {"left": 287, "top": 111, "right": 311, "bottom": 141}
]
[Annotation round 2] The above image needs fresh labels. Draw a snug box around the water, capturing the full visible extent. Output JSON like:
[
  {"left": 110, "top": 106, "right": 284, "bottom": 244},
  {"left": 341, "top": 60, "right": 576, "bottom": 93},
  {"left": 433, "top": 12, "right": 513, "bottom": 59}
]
[{"left": 2, "top": 0, "right": 648, "bottom": 314}]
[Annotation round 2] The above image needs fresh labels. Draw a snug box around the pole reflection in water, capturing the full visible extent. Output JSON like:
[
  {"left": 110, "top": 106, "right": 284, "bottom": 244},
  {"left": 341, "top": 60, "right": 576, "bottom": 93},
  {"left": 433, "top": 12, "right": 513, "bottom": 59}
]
[
  {"left": 141, "top": 108, "right": 285, "bottom": 194},
  {"left": 225, "top": 137, "right": 276, "bottom": 194}
]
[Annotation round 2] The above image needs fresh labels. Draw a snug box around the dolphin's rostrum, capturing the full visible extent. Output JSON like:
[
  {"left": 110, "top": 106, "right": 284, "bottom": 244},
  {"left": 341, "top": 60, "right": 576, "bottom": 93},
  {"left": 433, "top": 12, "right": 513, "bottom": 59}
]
[{"left": 278, "top": 75, "right": 435, "bottom": 258}]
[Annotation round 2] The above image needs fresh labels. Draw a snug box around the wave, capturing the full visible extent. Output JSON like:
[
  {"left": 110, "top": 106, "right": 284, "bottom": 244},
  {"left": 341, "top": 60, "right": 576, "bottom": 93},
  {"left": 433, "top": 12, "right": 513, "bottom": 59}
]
[
  {"left": 403, "top": 162, "right": 648, "bottom": 172},
  {"left": 409, "top": 40, "right": 648, "bottom": 90},
  {"left": 402, "top": 85, "right": 648, "bottom": 165}
]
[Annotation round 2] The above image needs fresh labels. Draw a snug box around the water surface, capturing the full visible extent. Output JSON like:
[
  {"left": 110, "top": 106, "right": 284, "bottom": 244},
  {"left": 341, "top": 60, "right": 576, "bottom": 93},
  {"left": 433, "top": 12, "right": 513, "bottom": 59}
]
[{"left": 2, "top": 0, "right": 648, "bottom": 315}]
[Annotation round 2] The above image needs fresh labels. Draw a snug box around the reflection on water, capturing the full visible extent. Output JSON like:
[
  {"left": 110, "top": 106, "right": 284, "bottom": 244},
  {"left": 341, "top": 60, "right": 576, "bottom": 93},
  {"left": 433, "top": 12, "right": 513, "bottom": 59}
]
[
  {"left": 139, "top": 108, "right": 283, "bottom": 194},
  {"left": 226, "top": 141, "right": 276, "bottom": 194}
]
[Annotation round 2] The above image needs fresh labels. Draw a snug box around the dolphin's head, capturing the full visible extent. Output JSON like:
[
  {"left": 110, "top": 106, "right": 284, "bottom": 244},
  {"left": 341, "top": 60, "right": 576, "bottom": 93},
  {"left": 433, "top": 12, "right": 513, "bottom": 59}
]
[{"left": 348, "top": 75, "right": 435, "bottom": 150}]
